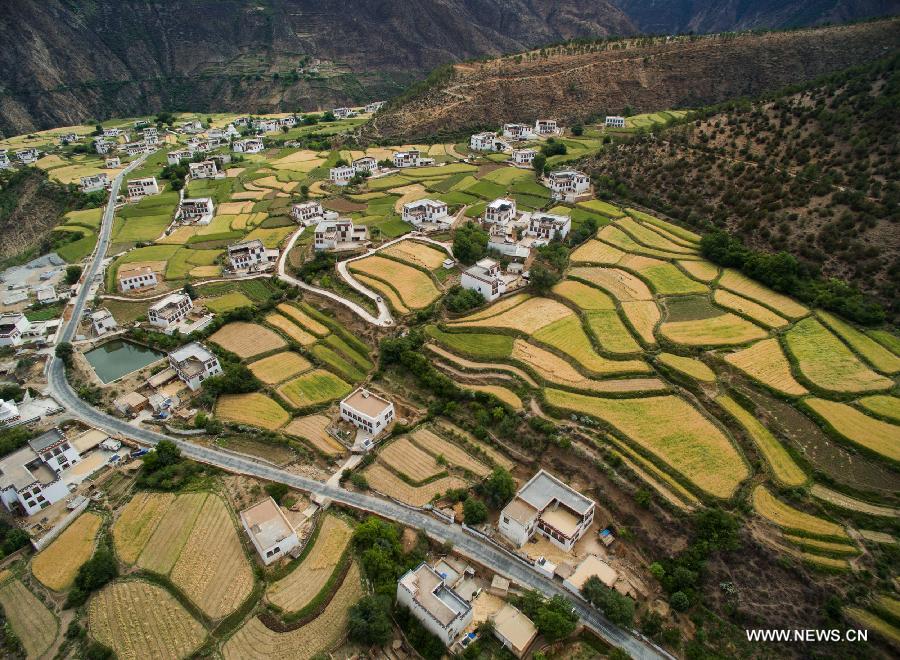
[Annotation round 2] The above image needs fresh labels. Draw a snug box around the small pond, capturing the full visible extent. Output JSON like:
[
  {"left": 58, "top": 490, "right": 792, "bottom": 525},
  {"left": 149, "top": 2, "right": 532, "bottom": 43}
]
[{"left": 84, "top": 340, "right": 165, "bottom": 384}]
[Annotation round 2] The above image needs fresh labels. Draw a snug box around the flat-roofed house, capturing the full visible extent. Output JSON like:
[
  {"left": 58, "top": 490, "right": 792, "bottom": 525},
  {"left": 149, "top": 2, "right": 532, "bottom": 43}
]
[
  {"left": 105, "top": 156, "right": 121, "bottom": 168},
  {"left": 469, "top": 132, "right": 496, "bottom": 151},
  {"left": 314, "top": 218, "right": 368, "bottom": 251},
  {"left": 491, "top": 604, "right": 538, "bottom": 658},
  {"left": 167, "top": 149, "right": 190, "bottom": 165},
  {"left": 227, "top": 239, "right": 267, "bottom": 270},
  {"left": 240, "top": 497, "right": 300, "bottom": 565},
  {"left": 90, "top": 309, "right": 117, "bottom": 336},
  {"left": 563, "top": 554, "right": 619, "bottom": 595},
  {"left": 233, "top": 138, "right": 264, "bottom": 154},
  {"left": 80, "top": 173, "right": 109, "bottom": 193},
  {"left": 499, "top": 469, "right": 595, "bottom": 551},
  {"left": 605, "top": 115, "right": 626, "bottom": 128},
  {"left": 365, "top": 101, "right": 385, "bottom": 113},
  {"left": 168, "top": 341, "right": 222, "bottom": 390},
  {"left": 397, "top": 562, "right": 473, "bottom": 647},
  {"left": 120, "top": 141, "right": 147, "bottom": 156},
  {"left": 16, "top": 148, "right": 39, "bottom": 165},
  {"left": 143, "top": 126, "right": 159, "bottom": 144},
  {"left": 59, "top": 133, "right": 80, "bottom": 145},
  {"left": 29, "top": 428, "right": 81, "bottom": 474},
  {"left": 402, "top": 199, "right": 449, "bottom": 227},
  {"left": 180, "top": 198, "right": 215, "bottom": 225},
  {"left": 0, "top": 429, "right": 76, "bottom": 516},
  {"left": 502, "top": 123, "right": 535, "bottom": 140},
  {"left": 126, "top": 177, "right": 159, "bottom": 200},
  {"left": 118, "top": 265, "right": 158, "bottom": 292},
  {"left": 527, "top": 212, "right": 571, "bottom": 242},
  {"left": 461, "top": 258, "right": 506, "bottom": 302},
  {"left": 329, "top": 164, "right": 355, "bottom": 185},
  {"left": 512, "top": 148, "right": 536, "bottom": 165},
  {"left": 0, "top": 150, "right": 9, "bottom": 168},
  {"left": 352, "top": 156, "right": 377, "bottom": 174},
  {"left": 340, "top": 388, "right": 394, "bottom": 450},
  {"left": 94, "top": 138, "right": 113, "bottom": 155},
  {"left": 148, "top": 292, "right": 193, "bottom": 330},
  {"left": 189, "top": 160, "right": 218, "bottom": 179},
  {"left": 547, "top": 169, "right": 590, "bottom": 201},
  {"left": 332, "top": 107, "right": 354, "bottom": 119},
  {"left": 0, "top": 313, "right": 31, "bottom": 347},
  {"left": 290, "top": 200, "right": 325, "bottom": 225},
  {"left": 393, "top": 150, "right": 433, "bottom": 168},
  {"left": 484, "top": 198, "right": 517, "bottom": 225},
  {"left": 103, "top": 127, "right": 123, "bottom": 138},
  {"left": 534, "top": 119, "right": 559, "bottom": 135}
]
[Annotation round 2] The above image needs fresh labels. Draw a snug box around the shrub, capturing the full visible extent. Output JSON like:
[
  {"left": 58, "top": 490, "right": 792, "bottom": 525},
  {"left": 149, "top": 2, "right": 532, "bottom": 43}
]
[
  {"left": 462, "top": 498, "right": 487, "bottom": 525},
  {"left": 348, "top": 595, "right": 393, "bottom": 646}
]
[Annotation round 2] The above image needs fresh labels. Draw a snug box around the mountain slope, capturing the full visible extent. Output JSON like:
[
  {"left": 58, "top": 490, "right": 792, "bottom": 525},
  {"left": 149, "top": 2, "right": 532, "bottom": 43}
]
[{"left": 364, "top": 19, "right": 900, "bottom": 141}]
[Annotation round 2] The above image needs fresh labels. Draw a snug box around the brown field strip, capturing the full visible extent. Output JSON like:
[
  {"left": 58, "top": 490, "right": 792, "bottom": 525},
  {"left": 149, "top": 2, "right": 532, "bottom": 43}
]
[
  {"left": 349, "top": 255, "right": 440, "bottom": 309},
  {"left": 266, "top": 312, "right": 317, "bottom": 345},
  {"left": 713, "top": 289, "right": 788, "bottom": 328},
  {"left": 718, "top": 269, "right": 808, "bottom": 319},
  {"left": 382, "top": 240, "right": 448, "bottom": 270},
  {"left": 364, "top": 464, "right": 468, "bottom": 506},
  {"left": 137, "top": 492, "right": 208, "bottom": 574},
  {"left": 210, "top": 321, "right": 287, "bottom": 358},
  {"left": 410, "top": 427, "right": 490, "bottom": 476},
  {"left": 113, "top": 492, "right": 176, "bottom": 563},
  {"left": 379, "top": 437, "right": 444, "bottom": 483},
  {"left": 283, "top": 414, "right": 346, "bottom": 455},
  {"left": 249, "top": 351, "right": 312, "bottom": 384},
  {"left": 809, "top": 485, "right": 898, "bottom": 518},
  {"left": 276, "top": 303, "right": 330, "bottom": 336},
  {"left": 451, "top": 297, "right": 573, "bottom": 335},
  {"left": 724, "top": 339, "right": 808, "bottom": 396},
  {"left": 0, "top": 578, "right": 58, "bottom": 658},
  {"left": 32, "top": 512, "right": 103, "bottom": 591},
  {"left": 569, "top": 266, "right": 653, "bottom": 301}
]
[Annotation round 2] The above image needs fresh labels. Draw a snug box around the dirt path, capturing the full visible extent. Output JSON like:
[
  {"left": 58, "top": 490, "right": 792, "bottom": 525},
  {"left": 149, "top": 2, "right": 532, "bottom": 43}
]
[{"left": 425, "top": 344, "right": 539, "bottom": 387}]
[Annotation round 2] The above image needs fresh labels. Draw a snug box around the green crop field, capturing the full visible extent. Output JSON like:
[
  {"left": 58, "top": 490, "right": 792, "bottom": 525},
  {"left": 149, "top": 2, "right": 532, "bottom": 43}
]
[
  {"left": 425, "top": 326, "right": 513, "bottom": 359},
  {"left": 277, "top": 369, "right": 352, "bottom": 408}
]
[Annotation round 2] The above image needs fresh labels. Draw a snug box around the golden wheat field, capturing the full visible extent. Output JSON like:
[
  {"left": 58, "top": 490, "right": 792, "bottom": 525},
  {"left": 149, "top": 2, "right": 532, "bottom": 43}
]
[
  {"left": 804, "top": 398, "right": 900, "bottom": 462},
  {"left": 532, "top": 315, "right": 652, "bottom": 375},
  {"left": 249, "top": 351, "right": 312, "bottom": 384},
  {"left": 724, "top": 339, "right": 808, "bottom": 396},
  {"left": 113, "top": 492, "right": 176, "bottom": 564},
  {"left": 382, "top": 240, "right": 448, "bottom": 270},
  {"left": 266, "top": 312, "right": 317, "bottom": 345},
  {"left": 170, "top": 495, "right": 254, "bottom": 619},
  {"left": 657, "top": 353, "right": 715, "bottom": 382},
  {"left": 32, "top": 512, "right": 102, "bottom": 591},
  {"left": 349, "top": 255, "right": 440, "bottom": 309},
  {"left": 569, "top": 266, "right": 653, "bottom": 301},
  {"left": 454, "top": 292, "right": 531, "bottom": 321},
  {"left": 713, "top": 289, "right": 789, "bottom": 328},
  {"left": 136, "top": 493, "right": 207, "bottom": 574},
  {"left": 452, "top": 296, "right": 573, "bottom": 334},
  {"left": 509, "top": 339, "right": 653, "bottom": 389},
  {"left": 267, "top": 515, "right": 353, "bottom": 612},
  {"left": 363, "top": 464, "right": 467, "bottom": 506},
  {"left": 857, "top": 395, "right": 900, "bottom": 423},
  {"left": 817, "top": 311, "right": 900, "bottom": 375},
  {"left": 379, "top": 437, "right": 444, "bottom": 483},
  {"left": 599, "top": 225, "right": 695, "bottom": 261},
  {"left": 620, "top": 300, "right": 661, "bottom": 344},
  {"left": 718, "top": 270, "right": 808, "bottom": 319},
  {"left": 216, "top": 392, "right": 290, "bottom": 430},
  {"left": 619, "top": 254, "right": 708, "bottom": 295},
  {"left": 552, "top": 280, "right": 615, "bottom": 310},
  {"left": 210, "top": 321, "right": 287, "bottom": 358},
  {"left": 283, "top": 414, "right": 346, "bottom": 455},
  {"left": 0, "top": 577, "right": 58, "bottom": 658},
  {"left": 677, "top": 259, "right": 719, "bottom": 282},
  {"left": 783, "top": 535, "right": 859, "bottom": 555},
  {"left": 410, "top": 427, "right": 491, "bottom": 476},
  {"left": 354, "top": 273, "right": 410, "bottom": 314},
  {"left": 462, "top": 384, "right": 524, "bottom": 411},
  {"left": 276, "top": 304, "right": 330, "bottom": 336},
  {"left": 586, "top": 310, "right": 643, "bottom": 353},
  {"left": 434, "top": 421, "right": 516, "bottom": 470},
  {"left": 752, "top": 486, "right": 848, "bottom": 539},
  {"left": 88, "top": 580, "right": 206, "bottom": 660},
  {"left": 616, "top": 217, "right": 698, "bottom": 254},
  {"left": 570, "top": 239, "right": 625, "bottom": 265},
  {"left": 545, "top": 389, "right": 748, "bottom": 498},
  {"left": 660, "top": 313, "right": 767, "bottom": 346},
  {"left": 224, "top": 562, "right": 364, "bottom": 660}
]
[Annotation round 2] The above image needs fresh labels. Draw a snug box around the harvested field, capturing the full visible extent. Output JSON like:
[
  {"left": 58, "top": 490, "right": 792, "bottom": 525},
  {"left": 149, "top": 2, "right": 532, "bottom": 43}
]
[
  {"left": 463, "top": 384, "right": 523, "bottom": 410},
  {"left": 0, "top": 577, "right": 58, "bottom": 659},
  {"left": 532, "top": 316, "right": 652, "bottom": 375},
  {"left": 170, "top": 495, "right": 254, "bottom": 619},
  {"left": 858, "top": 395, "right": 900, "bottom": 423},
  {"left": 678, "top": 260, "right": 718, "bottom": 282},
  {"left": 217, "top": 393, "right": 290, "bottom": 430},
  {"left": 569, "top": 266, "right": 653, "bottom": 301},
  {"left": 410, "top": 427, "right": 490, "bottom": 476},
  {"left": 660, "top": 313, "right": 767, "bottom": 346},
  {"left": 32, "top": 511, "right": 102, "bottom": 591},
  {"left": 210, "top": 321, "right": 286, "bottom": 358},
  {"left": 713, "top": 289, "right": 788, "bottom": 328},
  {"left": 380, "top": 437, "right": 444, "bottom": 483},
  {"left": 718, "top": 270, "right": 808, "bottom": 319},
  {"left": 804, "top": 398, "right": 900, "bottom": 462},
  {"left": 619, "top": 254, "right": 707, "bottom": 295},
  {"left": 266, "top": 312, "right": 317, "bottom": 345},
  {"left": 752, "top": 486, "right": 848, "bottom": 539},
  {"left": 716, "top": 395, "right": 806, "bottom": 487},
  {"left": 552, "top": 280, "right": 615, "bottom": 310},
  {"left": 363, "top": 464, "right": 468, "bottom": 506},
  {"left": 783, "top": 535, "right": 859, "bottom": 555},
  {"left": 620, "top": 301, "right": 660, "bottom": 345},
  {"left": 452, "top": 297, "right": 572, "bottom": 335},
  {"left": 223, "top": 562, "right": 364, "bottom": 660},
  {"left": 112, "top": 492, "right": 175, "bottom": 564},
  {"left": 88, "top": 580, "right": 206, "bottom": 660},
  {"left": 586, "top": 311, "right": 642, "bottom": 354},
  {"left": 510, "top": 339, "right": 649, "bottom": 386},
  {"left": 355, "top": 273, "right": 409, "bottom": 314},
  {"left": 454, "top": 293, "right": 531, "bottom": 321},
  {"left": 657, "top": 353, "right": 715, "bottom": 382},
  {"left": 784, "top": 318, "right": 893, "bottom": 393},
  {"left": 277, "top": 369, "right": 351, "bottom": 408},
  {"left": 382, "top": 240, "right": 448, "bottom": 270},
  {"left": 545, "top": 389, "right": 748, "bottom": 498},
  {"left": 809, "top": 485, "right": 899, "bottom": 518},
  {"left": 276, "top": 304, "right": 330, "bottom": 336},
  {"left": 137, "top": 493, "right": 208, "bottom": 574},
  {"left": 724, "top": 339, "right": 808, "bottom": 396},
  {"left": 218, "top": 201, "right": 254, "bottom": 215},
  {"left": 249, "top": 351, "right": 312, "bottom": 384},
  {"left": 267, "top": 516, "right": 353, "bottom": 612},
  {"left": 817, "top": 311, "right": 900, "bottom": 375},
  {"left": 349, "top": 255, "right": 439, "bottom": 309},
  {"left": 434, "top": 421, "right": 515, "bottom": 470},
  {"left": 284, "top": 414, "right": 345, "bottom": 455},
  {"left": 570, "top": 239, "right": 625, "bottom": 265}
]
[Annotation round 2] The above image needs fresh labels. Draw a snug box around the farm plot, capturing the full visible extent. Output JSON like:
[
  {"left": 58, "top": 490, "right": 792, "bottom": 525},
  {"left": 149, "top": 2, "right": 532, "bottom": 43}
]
[
  {"left": 284, "top": 415, "right": 345, "bottom": 456},
  {"left": 616, "top": 217, "right": 697, "bottom": 254},
  {"left": 112, "top": 492, "right": 176, "bottom": 563},
  {"left": 349, "top": 256, "right": 440, "bottom": 309},
  {"left": 136, "top": 492, "right": 208, "bottom": 574},
  {"left": 569, "top": 267, "right": 653, "bottom": 301},
  {"left": 276, "top": 304, "right": 330, "bottom": 336},
  {"left": 784, "top": 318, "right": 893, "bottom": 393},
  {"left": 0, "top": 577, "right": 58, "bottom": 659},
  {"left": 724, "top": 339, "right": 808, "bottom": 396},
  {"left": 532, "top": 315, "right": 652, "bottom": 375},
  {"left": 210, "top": 321, "right": 286, "bottom": 358},
  {"left": 510, "top": 339, "right": 656, "bottom": 390},
  {"left": 570, "top": 239, "right": 625, "bottom": 265},
  {"left": 267, "top": 515, "right": 353, "bottom": 612},
  {"left": 713, "top": 289, "right": 788, "bottom": 328},
  {"left": 783, "top": 535, "right": 860, "bottom": 556},
  {"left": 804, "top": 398, "right": 900, "bottom": 462},
  {"left": 382, "top": 240, "right": 448, "bottom": 270},
  {"left": 657, "top": 353, "right": 715, "bottom": 382},
  {"left": 454, "top": 293, "right": 531, "bottom": 321},
  {"left": 354, "top": 273, "right": 409, "bottom": 314},
  {"left": 203, "top": 291, "right": 255, "bottom": 312},
  {"left": 716, "top": 395, "right": 806, "bottom": 487},
  {"left": 619, "top": 255, "right": 707, "bottom": 295},
  {"left": 598, "top": 226, "right": 695, "bottom": 261},
  {"left": 310, "top": 344, "right": 367, "bottom": 382},
  {"left": 584, "top": 310, "right": 643, "bottom": 354},
  {"left": 266, "top": 312, "right": 317, "bottom": 345},
  {"left": 552, "top": 280, "right": 615, "bottom": 310},
  {"left": 170, "top": 495, "right": 254, "bottom": 619},
  {"left": 627, "top": 209, "right": 700, "bottom": 245},
  {"left": 425, "top": 326, "right": 513, "bottom": 360},
  {"left": 32, "top": 511, "right": 102, "bottom": 591},
  {"left": 380, "top": 437, "right": 444, "bottom": 483},
  {"left": 620, "top": 301, "right": 661, "bottom": 345},
  {"left": 752, "top": 486, "right": 848, "bottom": 539},
  {"left": 363, "top": 464, "right": 468, "bottom": 506},
  {"left": 678, "top": 260, "right": 718, "bottom": 282},
  {"left": 545, "top": 389, "right": 749, "bottom": 498},
  {"left": 223, "top": 562, "right": 364, "bottom": 660},
  {"left": 249, "top": 351, "right": 312, "bottom": 384},
  {"left": 277, "top": 369, "right": 351, "bottom": 408},
  {"left": 463, "top": 384, "right": 523, "bottom": 410},
  {"left": 718, "top": 270, "right": 807, "bottom": 319},
  {"left": 809, "top": 485, "right": 899, "bottom": 518},
  {"left": 89, "top": 580, "right": 206, "bottom": 660},
  {"left": 578, "top": 200, "right": 624, "bottom": 218},
  {"left": 217, "top": 393, "right": 290, "bottom": 430},
  {"left": 817, "top": 311, "right": 900, "bottom": 375},
  {"left": 659, "top": 313, "right": 767, "bottom": 346},
  {"left": 858, "top": 395, "right": 900, "bottom": 423},
  {"left": 411, "top": 427, "right": 491, "bottom": 475},
  {"left": 451, "top": 297, "right": 573, "bottom": 334},
  {"left": 434, "top": 421, "right": 515, "bottom": 470}
]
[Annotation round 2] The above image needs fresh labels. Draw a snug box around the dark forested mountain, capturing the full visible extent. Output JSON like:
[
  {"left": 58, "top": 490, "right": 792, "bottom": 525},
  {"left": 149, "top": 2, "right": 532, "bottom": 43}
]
[{"left": 0, "top": 0, "right": 897, "bottom": 135}]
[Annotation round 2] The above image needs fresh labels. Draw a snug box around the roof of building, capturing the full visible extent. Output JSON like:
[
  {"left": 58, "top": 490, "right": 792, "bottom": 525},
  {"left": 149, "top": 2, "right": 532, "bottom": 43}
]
[
  {"left": 550, "top": 169, "right": 586, "bottom": 179},
  {"left": 516, "top": 469, "right": 594, "bottom": 515},
  {"left": 71, "top": 428, "right": 108, "bottom": 453},
  {"left": 399, "top": 562, "right": 472, "bottom": 627},
  {"left": 404, "top": 198, "right": 445, "bottom": 210},
  {"left": 117, "top": 265, "right": 154, "bottom": 280},
  {"left": 114, "top": 391, "right": 148, "bottom": 409},
  {"left": 531, "top": 213, "right": 569, "bottom": 225},
  {"left": 28, "top": 428, "right": 65, "bottom": 453},
  {"left": 90, "top": 309, "right": 114, "bottom": 322},
  {"left": 240, "top": 497, "right": 295, "bottom": 548},
  {"left": 566, "top": 554, "right": 618, "bottom": 590},
  {"left": 169, "top": 341, "right": 215, "bottom": 365},
  {"left": 228, "top": 238, "right": 264, "bottom": 254},
  {"left": 341, "top": 388, "right": 393, "bottom": 418},
  {"left": 540, "top": 506, "right": 582, "bottom": 538},
  {"left": 149, "top": 292, "right": 190, "bottom": 312},
  {"left": 487, "top": 198, "right": 515, "bottom": 211},
  {"left": 182, "top": 197, "right": 213, "bottom": 205},
  {"left": 0, "top": 446, "right": 40, "bottom": 491},
  {"left": 492, "top": 604, "right": 538, "bottom": 655},
  {"left": 502, "top": 497, "right": 538, "bottom": 525}
]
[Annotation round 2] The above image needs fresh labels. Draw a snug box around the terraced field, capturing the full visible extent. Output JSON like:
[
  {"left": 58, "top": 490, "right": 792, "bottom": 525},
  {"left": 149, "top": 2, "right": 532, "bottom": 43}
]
[
  {"left": 32, "top": 511, "right": 102, "bottom": 591},
  {"left": 752, "top": 486, "right": 849, "bottom": 540},
  {"left": 217, "top": 392, "right": 291, "bottom": 430},
  {"left": 0, "top": 576, "right": 58, "bottom": 658},
  {"left": 277, "top": 369, "right": 352, "bottom": 408},
  {"left": 724, "top": 339, "right": 808, "bottom": 396},
  {"left": 349, "top": 255, "right": 440, "bottom": 309},
  {"left": 210, "top": 321, "right": 287, "bottom": 358}
]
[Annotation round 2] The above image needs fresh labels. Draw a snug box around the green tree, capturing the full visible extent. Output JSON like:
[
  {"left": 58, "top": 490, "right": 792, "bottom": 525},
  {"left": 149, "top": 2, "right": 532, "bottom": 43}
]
[
  {"left": 532, "top": 153, "right": 547, "bottom": 174},
  {"left": 670, "top": 591, "right": 690, "bottom": 612},
  {"left": 528, "top": 264, "right": 559, "bottom": 293},
  {"left": 452, "top": 222, "right": 489, "bottom": 265},
  {"left": 64, "top": 265, "right": 82, "bottom": 285},
  {"left": 478, "top": 467, "right": 515, "bottom": 509},
  {"left": 55, "top": 342, "right": 74, "bottom": 367},
  {"left": 444, "top": 285, "right": 484, "bottom": 312},
  {"left": 534, "top": 595, "right": 578, "bottom": 642},
  {"left": 463, "top": 498, "right": 488, "bottom": 525},
  {"left": 265, "top": 482, "right": 289, "bottom": 504},
  {"left": 348, "top": 595, "right": 393, "bottom": 645}
]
